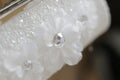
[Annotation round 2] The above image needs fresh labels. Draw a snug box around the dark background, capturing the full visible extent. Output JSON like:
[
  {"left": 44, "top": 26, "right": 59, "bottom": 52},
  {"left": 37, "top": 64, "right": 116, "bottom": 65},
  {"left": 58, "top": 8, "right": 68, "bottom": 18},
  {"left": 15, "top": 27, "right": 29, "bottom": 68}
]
[{"left": 93, "top": 0, "right": 120, "bottom": 80}]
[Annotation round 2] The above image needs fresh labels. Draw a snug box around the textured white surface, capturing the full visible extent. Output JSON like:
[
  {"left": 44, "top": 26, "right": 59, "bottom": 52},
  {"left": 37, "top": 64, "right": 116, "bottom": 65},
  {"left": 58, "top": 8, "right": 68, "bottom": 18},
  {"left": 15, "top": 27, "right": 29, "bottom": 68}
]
[{"left": 0, "top": 0, "right": 110, "bottom": 80}]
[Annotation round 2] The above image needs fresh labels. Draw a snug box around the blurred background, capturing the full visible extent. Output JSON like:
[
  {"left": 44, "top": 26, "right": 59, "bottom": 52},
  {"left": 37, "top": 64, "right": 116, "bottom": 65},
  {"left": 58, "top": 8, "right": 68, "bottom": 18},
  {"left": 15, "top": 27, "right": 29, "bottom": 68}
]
[{"left": 49, "top": 0, "right": 120, "bottom": 80}]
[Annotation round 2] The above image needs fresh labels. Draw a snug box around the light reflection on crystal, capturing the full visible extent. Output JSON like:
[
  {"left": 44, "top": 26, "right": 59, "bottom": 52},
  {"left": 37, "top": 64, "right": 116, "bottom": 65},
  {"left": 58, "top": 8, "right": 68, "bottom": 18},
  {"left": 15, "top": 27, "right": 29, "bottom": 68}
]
[
  {"left": 53, "top": 33, "right": 65, "bottom": 48},
  {"left": 20, "top": 19, "right": 24, "bottom": 23}
]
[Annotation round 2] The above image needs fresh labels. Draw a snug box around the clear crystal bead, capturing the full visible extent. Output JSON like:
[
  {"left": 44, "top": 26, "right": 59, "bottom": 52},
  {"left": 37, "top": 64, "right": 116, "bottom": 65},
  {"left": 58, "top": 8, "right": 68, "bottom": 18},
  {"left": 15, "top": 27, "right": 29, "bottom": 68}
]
[
  {"left": 23, "top": 60, "right": 32, "bottom": 71},
  {"left": 53, "top": 33, "right": 65, "bottom": 48}
]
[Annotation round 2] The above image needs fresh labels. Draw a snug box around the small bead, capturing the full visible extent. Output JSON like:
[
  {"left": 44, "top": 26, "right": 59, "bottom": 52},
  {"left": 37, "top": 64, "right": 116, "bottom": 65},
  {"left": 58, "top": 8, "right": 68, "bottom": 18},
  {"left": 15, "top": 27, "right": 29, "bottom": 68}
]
[
  {"left": 53, "top": 33, "right": 65, "bottom": 48},
  {"left": 23, "top": 60, "right": 32, "bottom": 71}
]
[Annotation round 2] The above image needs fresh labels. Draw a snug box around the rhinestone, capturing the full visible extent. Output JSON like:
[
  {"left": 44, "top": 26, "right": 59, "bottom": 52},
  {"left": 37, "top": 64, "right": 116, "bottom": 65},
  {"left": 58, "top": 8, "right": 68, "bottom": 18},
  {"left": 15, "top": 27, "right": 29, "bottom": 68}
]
[
  {"left": 53, "top": 33, "right": 65, "bottom": 48},
  {"left": 23, "top": 60, "right": 32, "bottom": 71}
]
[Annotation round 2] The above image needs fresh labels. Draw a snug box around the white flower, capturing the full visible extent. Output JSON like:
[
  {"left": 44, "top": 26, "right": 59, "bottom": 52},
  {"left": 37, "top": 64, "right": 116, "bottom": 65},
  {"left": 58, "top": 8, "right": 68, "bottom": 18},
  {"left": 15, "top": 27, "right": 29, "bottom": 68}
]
[
  {"left": 40, "top": 10, "right": 83, "bottom": 66},
  {"left": 0, "top": 42, "right": 44, "bottom": 80}
]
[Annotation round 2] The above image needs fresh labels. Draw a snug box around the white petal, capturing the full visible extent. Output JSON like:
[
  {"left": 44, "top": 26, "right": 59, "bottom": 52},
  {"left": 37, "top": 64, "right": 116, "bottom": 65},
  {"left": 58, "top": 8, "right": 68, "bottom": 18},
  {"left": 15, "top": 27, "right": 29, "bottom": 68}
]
[
  {"left": 62, "top": 44, "right": 83, "bottom": 65},
  {"left": 42, "top": 48, "right": 64, "bottom": 72}
]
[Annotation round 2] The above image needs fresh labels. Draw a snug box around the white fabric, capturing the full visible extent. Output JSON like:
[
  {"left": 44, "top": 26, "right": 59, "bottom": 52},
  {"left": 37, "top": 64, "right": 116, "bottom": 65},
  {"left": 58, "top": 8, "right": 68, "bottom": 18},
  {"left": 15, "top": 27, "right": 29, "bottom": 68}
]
[{"left": 0, "top": 0, "right": 110, "bottom": 80}]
